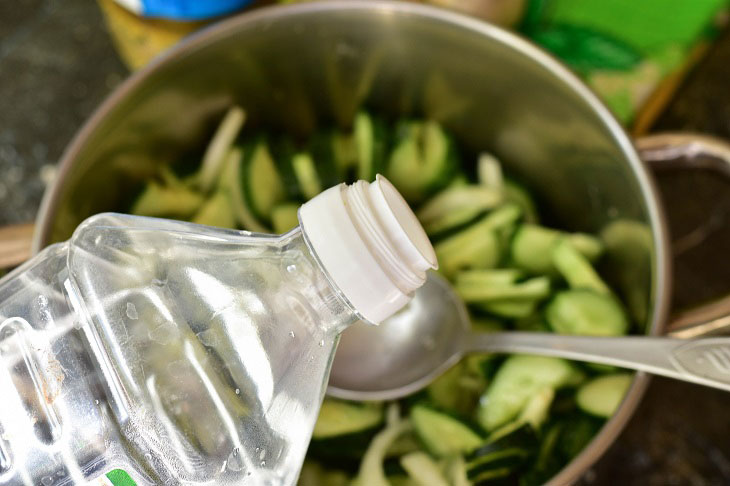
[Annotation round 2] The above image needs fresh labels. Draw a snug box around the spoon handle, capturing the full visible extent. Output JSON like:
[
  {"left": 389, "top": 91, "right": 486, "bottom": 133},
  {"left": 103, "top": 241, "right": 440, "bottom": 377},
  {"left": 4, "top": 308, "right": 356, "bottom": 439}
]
[{"left": 466, "top": 332, "right": 730, "bottom": 392}]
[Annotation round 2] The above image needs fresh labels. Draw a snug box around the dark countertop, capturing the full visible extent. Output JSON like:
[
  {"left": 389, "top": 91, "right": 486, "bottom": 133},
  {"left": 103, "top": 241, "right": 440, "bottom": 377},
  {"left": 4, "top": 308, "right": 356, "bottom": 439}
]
[{"left": 1, "top": 1, "right": 729, "bottom": 485}]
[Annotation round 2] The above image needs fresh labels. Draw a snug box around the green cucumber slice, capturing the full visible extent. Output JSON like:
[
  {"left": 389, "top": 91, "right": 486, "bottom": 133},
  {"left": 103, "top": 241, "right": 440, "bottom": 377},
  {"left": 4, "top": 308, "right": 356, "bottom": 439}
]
[
  {"left": 455, "top": 275, "right": 550, "bottom": 303},
  {"left": 416, "top": 185, "right": 502, "bottom": 235},
  {"left": 355, "top": 112, "right": 388, "bottom": 181},
  {"left": 312, "top": 400, "right": 383, "bottom": 440},
  {"left": 268, "top": 137, "right": 301, "bottom": 199},
  {"left": 291, "top": 152, "right": 323, "bottom": 200},
  {"left": 435, "top": 205, "right": 522, "bottom": 277},
  {"left": 511, "top": 224, "right": 604, "bottom": 275},
  {"left": 131, "top": 182, "right": 204, "bottom": 219},
  {"left": 222, "top": 147, "right": 268, "bottom": 232},
  {"left": 400, "top": 452, "right": 450, "bottom": 486},
  {"left": 545, "top": 289, "right": 629, "bottom": 336},
  {"left": 198, "top": 106, "right": 246, "bottom": 193},
  {"left": 271, "top": 203, "right": 300, "bottom": 234},
  {"left": 386, "top": 120, "right": 457, "bottom": 202},
  {"left": 576, "top": 374, "right": 632, "bottom": 418},
  {"left": 411, "top": 405, "right": 483, "bottom": 457},
  {"left": 191, "top": 191, "right": 237, "bottom": 229},
  {"left": 552, "top": 239, "right": 610, "bottom": 294},
  {"left": 477, "top": 355, "right": 583, "bottom": 431},
  {"left": 242, "top": 138, "right": 286, "bottom": 222}
]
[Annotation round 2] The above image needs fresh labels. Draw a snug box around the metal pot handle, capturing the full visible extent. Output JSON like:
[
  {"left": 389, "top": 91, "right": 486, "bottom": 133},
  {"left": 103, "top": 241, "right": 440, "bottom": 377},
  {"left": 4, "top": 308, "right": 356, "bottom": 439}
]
[{"left": 637, "top": 133, "right": 730, "bottom": 338}]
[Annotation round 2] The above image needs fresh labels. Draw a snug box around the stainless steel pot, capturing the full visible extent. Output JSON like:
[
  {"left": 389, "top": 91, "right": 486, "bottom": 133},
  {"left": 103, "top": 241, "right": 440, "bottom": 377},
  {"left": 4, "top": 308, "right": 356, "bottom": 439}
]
[{"left": 25, "top": 2, "right": 730, "bottom": 484}]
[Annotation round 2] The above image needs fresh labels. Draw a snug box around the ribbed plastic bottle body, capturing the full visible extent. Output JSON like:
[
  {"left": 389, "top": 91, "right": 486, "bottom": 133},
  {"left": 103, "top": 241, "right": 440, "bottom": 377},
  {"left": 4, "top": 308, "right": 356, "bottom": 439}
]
[{"left": 0, "top": 213, "right": 358, "bottom": 486}]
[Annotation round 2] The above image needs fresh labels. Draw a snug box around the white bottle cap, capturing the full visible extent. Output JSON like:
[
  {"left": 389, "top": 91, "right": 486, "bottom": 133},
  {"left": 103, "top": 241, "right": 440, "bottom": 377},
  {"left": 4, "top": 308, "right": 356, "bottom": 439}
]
[{"left": 299, "top": 175, "right": 438, "bottom": 324}]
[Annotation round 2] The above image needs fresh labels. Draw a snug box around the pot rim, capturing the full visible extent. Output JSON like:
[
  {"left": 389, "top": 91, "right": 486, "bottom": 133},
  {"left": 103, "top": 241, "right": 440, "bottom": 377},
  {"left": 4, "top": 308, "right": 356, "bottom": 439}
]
[{"left": 35, "top": 2, "right": 672, "bottom": 483}]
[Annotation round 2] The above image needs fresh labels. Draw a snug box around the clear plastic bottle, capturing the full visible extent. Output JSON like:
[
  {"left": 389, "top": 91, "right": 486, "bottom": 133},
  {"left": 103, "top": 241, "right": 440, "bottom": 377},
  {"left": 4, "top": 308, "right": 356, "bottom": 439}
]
[{"left": 0, "top": 176, "right": 436, "bottom": 486}]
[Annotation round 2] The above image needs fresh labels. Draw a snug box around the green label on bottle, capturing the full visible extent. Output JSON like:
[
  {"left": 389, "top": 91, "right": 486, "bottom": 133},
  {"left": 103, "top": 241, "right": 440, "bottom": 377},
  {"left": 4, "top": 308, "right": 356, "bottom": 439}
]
[{"left": 89, "top": 469, "right": 138, "bottom": 486}]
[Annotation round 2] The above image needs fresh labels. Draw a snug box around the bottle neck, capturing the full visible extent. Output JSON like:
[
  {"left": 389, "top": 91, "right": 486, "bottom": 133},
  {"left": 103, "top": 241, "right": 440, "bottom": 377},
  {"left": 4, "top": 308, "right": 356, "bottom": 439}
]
[{"left": 285, "top": 227, "right": 361, "bottom": 336}]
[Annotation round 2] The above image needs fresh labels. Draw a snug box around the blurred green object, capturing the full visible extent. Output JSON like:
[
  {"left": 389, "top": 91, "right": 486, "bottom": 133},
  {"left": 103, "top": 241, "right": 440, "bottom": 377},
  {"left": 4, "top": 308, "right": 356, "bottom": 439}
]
[{"left": 521, "top": 0, "right": 729, "bottom": 125}]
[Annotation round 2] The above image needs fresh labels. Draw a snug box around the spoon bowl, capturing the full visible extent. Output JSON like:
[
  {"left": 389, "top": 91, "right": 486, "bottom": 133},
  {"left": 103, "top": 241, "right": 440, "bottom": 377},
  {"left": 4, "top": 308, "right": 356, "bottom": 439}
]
[
  {"left": 328, "top": 273, "right": 730, "bottom": 400},
  {"left": 328, "top": 272, "right": 468, "bottom": 400}
]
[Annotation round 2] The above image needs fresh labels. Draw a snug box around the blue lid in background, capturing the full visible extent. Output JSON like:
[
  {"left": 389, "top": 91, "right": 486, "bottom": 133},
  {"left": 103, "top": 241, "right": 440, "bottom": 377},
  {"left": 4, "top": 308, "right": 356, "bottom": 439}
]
[{"left": 115, "top": 0, "right": 255, "bottom": 21}]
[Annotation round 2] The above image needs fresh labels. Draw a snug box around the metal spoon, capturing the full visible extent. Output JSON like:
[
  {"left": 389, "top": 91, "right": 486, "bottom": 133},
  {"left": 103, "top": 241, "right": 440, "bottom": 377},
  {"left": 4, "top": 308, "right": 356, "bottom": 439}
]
[{"left": 328, "top": 272, "right": 730, "bottom": 400}]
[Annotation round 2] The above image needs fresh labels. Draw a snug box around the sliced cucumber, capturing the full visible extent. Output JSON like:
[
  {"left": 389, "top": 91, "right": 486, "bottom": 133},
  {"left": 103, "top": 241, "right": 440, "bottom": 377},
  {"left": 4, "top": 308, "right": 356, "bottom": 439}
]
[
  {"left": 291, "top": 152, "right": 323, "bottom": 200},
  {"left": 466, "top": 424, "right": 536, "bottom": 482},
  {"left": 456, "top": 268, "right": 522, "bottom": 287},
  {"left": 435, "top": 205, "right": 522, "bottom": 277},
  {"left": 476, "top": 152, "right": 539, "bottom": 224},
  {"left": 131, "top": 182, "right": 204, "bottom": 219},
  {"left": 567, "top": 232, "right": 604, "bottom": 262},
  {"left": 477, "top": 355, "right": 583, "bottom": 431},
  {"left": 386, "top": 120, "right": 457, "bottom": 202},
  {"left": 411, "top": 405, "right": 483, "bottom": 457},
  {"left": 242, "top": 138, "right": 286, "bottom": 222},
  {"left": 222, "top": 147, "right": 268, "bottom": 233},
  {"left": 416, "top": 185, "right": 502, "bottom": 235},
  {"left": 268, "top": 137, "right": 301, "bottom": 199},
  {"left": 477, "top": 152, "right": 504, "bottom": 191},
  {"left": 436, "top": 229, "right": 500, "bottom": 278},
  {"left": 552, "top": 239, "right": 610, "bottom": 294},
  {"left": 271, "top": 203, "right": 300, "bottom": 234},
  {"left": 600, "top": 219, "right": 653, "bottom": 327},
  {"left": 427, "top": 360, "right": 487, "bottom": 416},
  {"left": 455, "top": 275, "right": 550, "bottom": 303},
  {"left": 332, "top": 131, "right": 358, "bottom": 179},
  {"left": 478, "top": 299, "right": 538, "bottom": 319},
  {"left": 299, "top": 462, "right": 350, "bottom": 486},
  {"left": 517, "top": 386, "right": 555, "bottom": 430},
  {"left": 355, "top": 112, "right": 388, "bottom": 181},
  {"left": 510, "top": 224, "right": 561, "bottom": 275},
  {"left": 198, "top": 105, "right": 246, "bottom": 192},
  {"left": 354, "top": 418, "right": 411, "bottom": 486},
  {"left": 191, "top": 191, "right": 237, "bottom": 229},
  {"left": 312, "top": 400, "right": 383, "bottom": 440},
  {"left": 546, "top": 289, "right": 629, "bottom": 336},
  {"left": 576, "top": 373, "right": 632, "bottom": 418},
  {"left": 445, "top": 455, "right": 470, "bottom": 486},
  {"left": 503, "top": 179, "right": 539, "bottom": 224},
  {"left": 511, "top": 224, "right": 603, "bottom": 275},
  {"left": 400, "top": 452, "right": 450, "bottom": 486}
]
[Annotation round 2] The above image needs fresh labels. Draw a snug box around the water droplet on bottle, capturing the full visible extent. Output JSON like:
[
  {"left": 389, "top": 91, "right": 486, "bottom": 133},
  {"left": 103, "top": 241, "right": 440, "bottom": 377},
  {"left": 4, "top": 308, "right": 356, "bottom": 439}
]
[
  {"left": 126, "top": 302, "right": 138, "bottom": 320},
  {"left": 288, "top": 331, "right": 295, "bottom": 338},
  {"left": 309, "top": 355, "right": 315, "bottom": 362},
  {"left": 235, "top": 388, "right": 240, "bottom": 395},
  {"left": 255, "top": 447, "right": 260, "bottom": 453},
  {"left": 41, "top": 476, "right": 53, "bottom": 486},
  {"left": 318, "top": 340, "right": 324, "bottom": 347},
  {"left": 94, "top": 399, "right": 100, "bottom": 405},
  {"left": 144, "top": 453, "right": 153, "bottom": 462},
  {"left": 260, "top": 461, "right": 266, "bottom": 467},
  {"left": 259, "top": 449, "right": 266, "bottom": 460},
  {"left": 227, "top": 448, "right": 245, "bottom": 472},
  {"left": 286, "top": 264, "right": 297, "bottom": 273}
]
